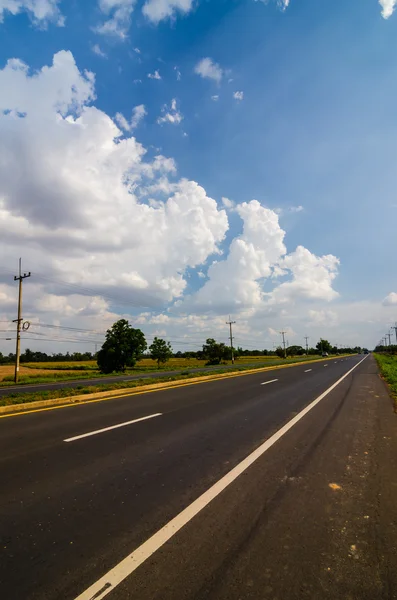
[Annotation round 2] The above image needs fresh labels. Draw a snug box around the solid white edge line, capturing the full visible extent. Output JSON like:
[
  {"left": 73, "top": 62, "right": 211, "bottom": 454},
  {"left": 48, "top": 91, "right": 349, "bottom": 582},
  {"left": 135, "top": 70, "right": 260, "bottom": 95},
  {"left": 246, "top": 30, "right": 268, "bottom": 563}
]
[
  {"left": 304, "top": 369, "right": 312, "bottom": 373},
  {"left": 64, "top": 413, "right": 162, "bottom": 443},
  {"left": 74, "top": 355, "right": 368, "bottom": 600},
  {"left": 260, "top": 379, "right": 279, "bottom": 385}
]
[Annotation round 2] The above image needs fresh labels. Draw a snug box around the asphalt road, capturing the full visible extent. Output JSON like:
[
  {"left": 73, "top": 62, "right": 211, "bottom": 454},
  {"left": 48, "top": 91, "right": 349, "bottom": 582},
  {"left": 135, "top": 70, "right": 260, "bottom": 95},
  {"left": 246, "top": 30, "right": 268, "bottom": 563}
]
[
  {"left": 1, "top": 354, "right": 396, "bottom": 600},
  {"left": 0, "top": 361, "right": 272, "bottom": 397}
]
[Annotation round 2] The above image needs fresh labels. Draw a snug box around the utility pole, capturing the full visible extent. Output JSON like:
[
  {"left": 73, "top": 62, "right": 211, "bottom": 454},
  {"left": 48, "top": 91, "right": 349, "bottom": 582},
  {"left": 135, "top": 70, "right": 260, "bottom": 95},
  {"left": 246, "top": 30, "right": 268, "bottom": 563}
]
[
  {"left": 280, "top": 331, "right": 287, "bottom": 358},
  {"left": 226, "top": 316, "right": 236, "bottom": 364},
  {"left": 393, "top": 323, "right": 397, "bottom": 344},
  {"left": 13, "top": 258, "right": 31, "bottom": 383},
  {"left": 386, "top": 333, "right": 392, "bottom": 346},
  {"left": 304, "top": 336, "right": 309, "bottom": 355}
]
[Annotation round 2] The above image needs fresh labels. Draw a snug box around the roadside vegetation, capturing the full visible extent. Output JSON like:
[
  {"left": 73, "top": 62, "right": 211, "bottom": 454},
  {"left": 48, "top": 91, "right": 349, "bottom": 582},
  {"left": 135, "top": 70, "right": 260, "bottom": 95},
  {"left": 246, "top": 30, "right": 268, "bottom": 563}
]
[{"left": 374, "top": 352, "right": 397, "bottom": 408}]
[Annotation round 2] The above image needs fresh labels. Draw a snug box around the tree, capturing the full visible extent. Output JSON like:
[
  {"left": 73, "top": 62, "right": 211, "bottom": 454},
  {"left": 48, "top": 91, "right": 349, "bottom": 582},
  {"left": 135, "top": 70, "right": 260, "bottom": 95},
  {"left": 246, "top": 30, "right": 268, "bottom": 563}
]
[
  {"left": 275, "top": 346, "right": 286, "bottom": 359},
  {"left": 150, "top": 337, "right": 173, "bottom": 367},
  {"left": 287, "top": 345, "right": 305, "bottom": 357},
  {"left": 97, "top": 319, "right": 147, "bottom": 374},
  {"left": 316, "top": 339, "right": 332, "bottom": 354},
  {"left": 202, "top": 338, "right": 227, "bottom": 365}
]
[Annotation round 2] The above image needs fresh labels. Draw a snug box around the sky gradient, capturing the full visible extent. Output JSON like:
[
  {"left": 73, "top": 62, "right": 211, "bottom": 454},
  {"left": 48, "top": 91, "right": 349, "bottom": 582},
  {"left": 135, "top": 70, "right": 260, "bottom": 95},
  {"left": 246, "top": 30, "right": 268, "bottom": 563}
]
[{"left": 0, "top": 0, "right": 396, "bottom": 353}]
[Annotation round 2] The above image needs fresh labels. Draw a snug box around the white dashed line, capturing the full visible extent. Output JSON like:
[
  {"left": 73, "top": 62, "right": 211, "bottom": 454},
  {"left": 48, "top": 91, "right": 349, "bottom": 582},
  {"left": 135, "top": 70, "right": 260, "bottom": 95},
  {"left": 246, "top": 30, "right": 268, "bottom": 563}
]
[
  {"left": 261, "top": 379, "right": 279, "bottom": 386},
  {"left": 324, "top": 364, "right": 328, "bottom": 367},
  {"left": 73, "top": 355, "right": 368, "bottom": 600},
  {"left": 304, "top": 369, "right": 312, "bottom": 373},
  {"left": 64, "top": 413, "right": 162, "bottom": 442}
]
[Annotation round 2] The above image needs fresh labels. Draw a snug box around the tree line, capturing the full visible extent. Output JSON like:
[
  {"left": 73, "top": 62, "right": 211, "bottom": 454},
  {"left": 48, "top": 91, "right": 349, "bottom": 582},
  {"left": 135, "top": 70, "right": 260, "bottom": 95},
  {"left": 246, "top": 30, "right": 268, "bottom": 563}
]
[{"left": 0, "top": 319, "right": 364, "bottom": 373}]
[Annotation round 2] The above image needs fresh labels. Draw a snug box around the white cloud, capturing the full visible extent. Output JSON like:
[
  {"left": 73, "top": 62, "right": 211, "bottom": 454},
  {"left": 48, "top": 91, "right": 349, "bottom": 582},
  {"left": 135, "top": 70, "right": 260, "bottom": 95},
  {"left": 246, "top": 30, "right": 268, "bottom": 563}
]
[
  {"left": 383, "top": 292, "right": 397, "bottom": 306},
  {"left": 194, "top": 58, "right": 223, "bottom": 84},
  {"left": 221, "top": 197, "right": 235, "bottom": 209},
  {"left": 180, "top": 201, "right": 339, "bottom": 314},
  {"left": 379, "top": 0, "right": 397, "bottom": 18},
  {"left": 272, "top": 246, "right": 339, "bottom": 304},
  {"left": 289, "top": 205, "right": 304, "bottom": 213},
  {"left": 308, "top": 309, "right": 338, "bottom": 327},
  {"left": 211, "top": 95, "right": 219, "bottom": 101},
  {"left": 0, "top": 51, "right": 228, "bottom": 317},
  {"left": 157, "top": 98, "right": 183, "bottom": 125},
  {"left": 0, "top": 0, "right": 63, "bottom": 25},
  {"left": 256, "top": 0, "right": 290, "bottom": 11},
  {"left": 92, "top": 44, "right": 107, "bottom": 58},
  {"left": 148, "top": 69, "right": 162, "bottom": 80},
  {"left": 115, "top": 104, "right": 147, "bottom": 131},
  {"left": 233, "top": 91, "right": 244, "bottom": 101},
  {"left": 142, "top": 0, "right": 194, "bottom": 23},
  {"left": 174, "top": 66, "right": 181, "bottom": 80},
  {"left": 134, "top": 47, "right": 141, "bottom": 54},
  {"left": 96, "top": 0, "right": 136, "bottom": 38}
]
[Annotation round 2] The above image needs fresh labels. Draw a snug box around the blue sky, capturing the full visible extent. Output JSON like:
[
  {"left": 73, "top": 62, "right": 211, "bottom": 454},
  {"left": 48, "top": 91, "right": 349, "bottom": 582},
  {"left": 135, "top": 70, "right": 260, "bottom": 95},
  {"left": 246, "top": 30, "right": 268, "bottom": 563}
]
[{"left": 0, "top": 0, "right": 396, "bottom": 351}]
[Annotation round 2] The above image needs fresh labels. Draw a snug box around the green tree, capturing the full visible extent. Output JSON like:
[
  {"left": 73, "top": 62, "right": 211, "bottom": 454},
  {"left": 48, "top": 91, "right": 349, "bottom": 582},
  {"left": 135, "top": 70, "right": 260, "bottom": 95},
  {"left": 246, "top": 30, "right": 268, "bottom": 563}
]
[
  {"left": 150, "top": 337, "right": 173, "bottom": 367},
  {"left": 202, "top": 338, "right": 227, "bottom": 365},
  {"left": 97, "top": 319, "right": 147, "bottom": 374},
  {"left": 316, "top": 339, "right": 332, "bottom": 354},
  {"left": 286, "top": 345, "right": 305, "bottom": 357},
  {"left": 275, "top": 346, "right": 286, "bottom": 359}
]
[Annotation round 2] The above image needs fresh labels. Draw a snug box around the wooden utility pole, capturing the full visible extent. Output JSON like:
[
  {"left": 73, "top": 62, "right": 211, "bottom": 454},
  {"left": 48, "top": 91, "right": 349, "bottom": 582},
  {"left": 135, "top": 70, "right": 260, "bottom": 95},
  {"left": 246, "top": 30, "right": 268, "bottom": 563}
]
[
  {"left": 13, "top": 259, "right": 31, "bottom": 383},
  {"left": 226, "top": 317, "right": 236, "bottom": 364}
]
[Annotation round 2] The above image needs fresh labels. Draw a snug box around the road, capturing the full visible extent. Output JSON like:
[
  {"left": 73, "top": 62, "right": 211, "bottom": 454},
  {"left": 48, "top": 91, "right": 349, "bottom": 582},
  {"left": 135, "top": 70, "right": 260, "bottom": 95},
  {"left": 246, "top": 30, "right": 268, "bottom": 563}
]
[
  {"left": 0, "top": 361, "right": 274, "bottom": 397},
  {"left": 1, "top": 355, "right": 396, "bottom": 600}
]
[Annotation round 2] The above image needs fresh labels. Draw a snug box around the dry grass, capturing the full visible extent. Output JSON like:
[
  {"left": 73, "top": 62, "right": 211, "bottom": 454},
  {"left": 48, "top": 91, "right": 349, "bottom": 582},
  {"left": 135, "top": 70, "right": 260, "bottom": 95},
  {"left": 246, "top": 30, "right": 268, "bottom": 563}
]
[{"left": 0, "top": 364, "right": 79, "bottom": 382}]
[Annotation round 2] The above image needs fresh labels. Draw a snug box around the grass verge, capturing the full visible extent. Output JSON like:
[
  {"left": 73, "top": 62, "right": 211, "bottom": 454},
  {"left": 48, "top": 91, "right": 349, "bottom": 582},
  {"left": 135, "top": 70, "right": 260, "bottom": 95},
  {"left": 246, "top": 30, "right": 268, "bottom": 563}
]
[
  {"left": 374, "top": 353, "right": 397, "bottom": 409},
  {"left": 0, "top": 356, "right": 333, "bottom": 407}
]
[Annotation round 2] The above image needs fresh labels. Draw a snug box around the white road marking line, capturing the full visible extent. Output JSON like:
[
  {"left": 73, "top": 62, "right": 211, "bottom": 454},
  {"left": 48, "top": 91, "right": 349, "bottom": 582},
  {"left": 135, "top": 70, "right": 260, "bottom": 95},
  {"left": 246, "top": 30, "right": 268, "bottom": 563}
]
[
  {"left": 64, "top": 413, "right": 162, "bottom": 443},
  {"left": 261, "top": 379, "right": 279, "bottom": 386},
  {"left": 74, "top": 355, "right": 368, "bottom": 600},
  {"left": 304, "top": 369, "right": 312, "bottom": 373},
  {"left": 324, "top": 364, "right": 328, "bottom": 367}
]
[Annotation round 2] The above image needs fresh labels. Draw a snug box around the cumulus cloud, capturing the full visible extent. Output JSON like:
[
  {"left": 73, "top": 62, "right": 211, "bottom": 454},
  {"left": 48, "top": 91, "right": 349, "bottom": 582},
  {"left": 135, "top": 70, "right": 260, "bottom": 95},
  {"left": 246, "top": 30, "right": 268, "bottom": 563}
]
[
  {"left": 157, "top": 98, "right": 183, "bottom": 125},
  {"left": 272, "top": 246, "right": 339, "bottom": 304},
  {"left": 0, "top": 51, "right": 228, "bottom": 312},
  {"left": 148, "top": 69, "right": 161, "bottom": 80},
  {"left": 194, "top": 58, "right": 223, "bottom": 84},
  {"left": 379, "top": 0, "right": 397, "bottom": 18},
  {"left": 233, "top": 91, "right": 244, "bottom": 101},
  {"left": 142, "top": 0, "right": 194, "bottom": 23},
  {"left": 0, "top": 49, "right": 346, "bottom": 354},
  {"left": 115, "top": 104, "right": 146, "bottom": 131},
  {"left": 0, "top": 0, "right": 63, "bottom": 25},
  {"left": 180, "top": 201, "right": 339, "bottom": 314},
  {"left": 96, "top": 0, "right": 136, "bottom": 38},
  {"left": 211, "top": 95, "right": 219, "bottom": 101},
  {"left": 383, "top": 292, "right": 397, "bottom": 306}
]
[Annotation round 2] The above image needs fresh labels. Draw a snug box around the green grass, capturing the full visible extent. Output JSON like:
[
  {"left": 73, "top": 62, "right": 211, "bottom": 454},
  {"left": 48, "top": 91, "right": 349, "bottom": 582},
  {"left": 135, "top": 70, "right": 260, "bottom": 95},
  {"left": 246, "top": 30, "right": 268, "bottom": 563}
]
[
  {"left": 0, "top": 355, "right": 342, "bottom": 408},
  {"left": 374, "top": 353, "right": 397, "bottom": 408}
]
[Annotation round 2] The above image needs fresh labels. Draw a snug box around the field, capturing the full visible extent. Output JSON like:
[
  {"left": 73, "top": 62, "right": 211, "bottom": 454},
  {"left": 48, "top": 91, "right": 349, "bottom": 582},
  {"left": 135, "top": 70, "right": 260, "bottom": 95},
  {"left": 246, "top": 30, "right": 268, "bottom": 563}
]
[
  {"left": 374, "top": 353, "right": 397, "bottom": 408},
  {"left": 0, "top": 365, "right": 83, "bottom": 382},
  {"left": 0, "top": 355, "right": 323, "bottom": 386}
]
